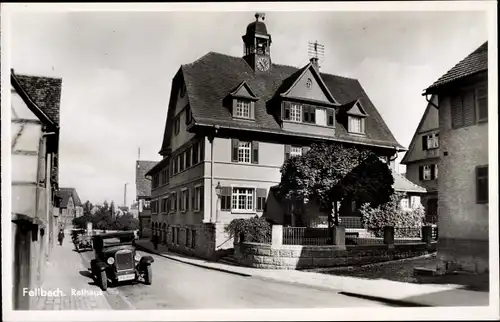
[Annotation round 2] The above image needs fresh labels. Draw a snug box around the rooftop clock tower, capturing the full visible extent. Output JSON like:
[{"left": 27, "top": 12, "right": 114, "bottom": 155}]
[{"left": 242, "top": 13, "right": 272, "bottom": 73}]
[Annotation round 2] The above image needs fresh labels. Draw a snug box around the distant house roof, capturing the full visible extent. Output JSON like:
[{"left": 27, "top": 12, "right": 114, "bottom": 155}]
[
  {"left": 424, "top": 41, "right": 488, "bottom": 94},
  {"left": 160, "top": 52, "right": 404, "bottom": 154},
  {"left": 11, "top": 70, "right": 63, "bottom": 125},
  {"left": 136, "top": 160, "right": 157, "bottom": 198},
  {"left": 392, "top": 169, "right": 426, "bottom": 194},
  {"left": 59, "top": 187, "right": 82, "bottom": 208}
]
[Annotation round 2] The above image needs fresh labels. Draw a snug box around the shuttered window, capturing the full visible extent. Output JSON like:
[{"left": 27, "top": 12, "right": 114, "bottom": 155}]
[
  {"left": 476, "top": 165, "right": 488, "bottom": 204},
  {"left": 231, "top": 139, "right": 259, "bottom": 164},
  {"left": 476, "top": 86, "right": 488, "bottom": 122},
  {"left": 220, "top": 187, "right": 232, "bottom": 211},
  {"left": 327, "top": 109, "right": 335, "bottom": 127},
  {"left": 463, "top": 90, "right": 476, "bottom": 127},
  {"left": 303, "top": 105, "right": 316, "bottom": 123},
  {"left": 256, "top": 188, "right": 267, "bottom": 211}
]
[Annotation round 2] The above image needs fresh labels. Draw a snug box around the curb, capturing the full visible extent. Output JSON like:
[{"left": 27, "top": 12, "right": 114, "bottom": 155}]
[
  {"left": 134, "top": 243, "right": 252, "bottom": 278},
  {"left": 338, "top": 291, "right": 430, "bottom": 307}
]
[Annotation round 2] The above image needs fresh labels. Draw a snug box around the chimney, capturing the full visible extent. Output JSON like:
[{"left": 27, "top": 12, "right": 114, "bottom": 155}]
[{"left": 310, "top": 57, "right": 319, "bottom": 71}]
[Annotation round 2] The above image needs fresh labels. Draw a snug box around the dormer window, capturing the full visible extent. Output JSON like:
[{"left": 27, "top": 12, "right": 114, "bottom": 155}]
[
  {"left": 348, "top": 116, "right": 365, "bottom": 134},
  {"left": 289, "top": 103, "right": 302, "bottom": 122},
  {"left": 235, "top": 99, "right": 251, "bottom": 119}
]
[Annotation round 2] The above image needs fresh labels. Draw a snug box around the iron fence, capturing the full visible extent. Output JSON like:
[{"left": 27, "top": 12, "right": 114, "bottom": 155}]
[
  {"left": 282, "top": 227, "right": 329, "bottom": 245},
  {"left": 394, "top": 227, "right": 423, "bottom": 244},
  {"left": 345, "top": 232, "right": 385, "bottom": 246}
]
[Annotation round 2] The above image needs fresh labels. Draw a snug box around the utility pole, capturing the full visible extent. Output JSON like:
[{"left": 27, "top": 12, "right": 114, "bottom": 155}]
[{"left": 124, "top": 182, "right": 129, "bottom": 208}]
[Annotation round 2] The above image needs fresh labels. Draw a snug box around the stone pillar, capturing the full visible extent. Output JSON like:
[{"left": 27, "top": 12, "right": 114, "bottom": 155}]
[
  {"left": 421, "top": 225, "right": 433, "bottom": 244},
  {"left": 333, "top": 226, "right": 345, "bottom": 245},
  {"left": 383, "top": 226, "right": 394, "bottom": 245},
  {"left": 271, "top": 225, "right": 283, "bottom": 247}
]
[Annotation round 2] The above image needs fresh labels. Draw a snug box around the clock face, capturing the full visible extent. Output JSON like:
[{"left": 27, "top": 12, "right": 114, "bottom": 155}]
[{"left": 257, "top": 57, "right": 270, "bottom": 71}]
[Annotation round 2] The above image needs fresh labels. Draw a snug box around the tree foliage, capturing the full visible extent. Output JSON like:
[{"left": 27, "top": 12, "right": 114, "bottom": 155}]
[
  {"left": 276, "top": 142, "right": 395, "bottom": 223},
  {"left": 225, "top": 216, "right": 272, "bottom": 243},
  {"left": 72, "top": 200, "right": 139, "bottom": 231},
  {"left": 359, "top": 192, "right": 426, "bottom": 237}
]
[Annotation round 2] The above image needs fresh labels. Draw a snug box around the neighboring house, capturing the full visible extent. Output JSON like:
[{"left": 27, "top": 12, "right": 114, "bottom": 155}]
[
  {"left": 59, "top": 187, "right": 83, "bottom": 229},
  {"left": 135, "top": 160, "right": 157, "bottom": 238},
  {"left": 401, "top": 95, "right": 440, "bottom": 223},
  {"left": 423, "top": 41, "right": 489, "bottom": 273},
  {"left": 145, "top": 13, "right": 405, "bottom": 260},
  {"left": 10, "top": 70, "right": 62, "bottom": 309}
]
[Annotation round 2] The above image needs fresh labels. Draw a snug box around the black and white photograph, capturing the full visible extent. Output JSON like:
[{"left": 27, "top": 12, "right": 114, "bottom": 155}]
[{"left": 1, "top": 2, "right": 498, "bottom": 321}]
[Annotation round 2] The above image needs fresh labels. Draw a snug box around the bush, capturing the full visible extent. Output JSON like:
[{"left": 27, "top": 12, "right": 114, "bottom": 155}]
[
  {"left": 225, "top": 216, "right": 272, "bottom": 243},
  {"left": 360, "top": 192, "right": 426, "bottom": 237}
]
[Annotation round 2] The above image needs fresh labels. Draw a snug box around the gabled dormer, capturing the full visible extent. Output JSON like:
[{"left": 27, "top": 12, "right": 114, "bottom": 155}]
[
  {"left": 338, "top": 99, "right": 368, "bottom": 135},
  {"left": 227, "top": 81, "right": 260, "bottom": 120},
  {"left": 276, "top": 60, "right": 339, "bottom": 137}
]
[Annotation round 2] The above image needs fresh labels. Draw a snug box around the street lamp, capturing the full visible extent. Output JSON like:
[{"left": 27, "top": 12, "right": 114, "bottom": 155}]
[{"left": 215, "top": 182, "right": 222, "bottom": 223}]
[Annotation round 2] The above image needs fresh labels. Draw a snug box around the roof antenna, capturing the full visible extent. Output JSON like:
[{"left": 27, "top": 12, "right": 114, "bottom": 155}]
[
  {"left": 138, "top": 147, "right": 141, "bottom": 160},
  {"left": 308, "top": 40, "right": 324, "bottom": 69}
]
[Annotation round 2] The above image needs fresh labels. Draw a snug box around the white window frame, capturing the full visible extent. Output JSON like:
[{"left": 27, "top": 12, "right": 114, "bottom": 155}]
[
  {"left": 237, "top": 141, "right": 251, "bottom": 163},
  {"left": 194, "top": 184, "right": 202, "bottom": 212},
  {"left": 235, "top": 99, "right": 251, "bottom": 119},
  {"left": 290, "top": 146, "right": 302, "bottom": 158},
  {"left": 348, "top": 116, "right": 365, "bottom": 134},
  {"left": 289, "top": 104, "right": 302, "bottom": 122},
  {"left": 423, "top": 165, "right": 432, "bottom": 180},
  {"left": 231, "top": 187, "right": 255, "bottom": 213},
  {"left": 181, "top": 188, "right": 188, "bottom": 213},
  {"left": 400, "top": 197, "right": 410, "bottom": 210},
  {"left": 426, "top": 133, "right": 439, "bottom": 149}
]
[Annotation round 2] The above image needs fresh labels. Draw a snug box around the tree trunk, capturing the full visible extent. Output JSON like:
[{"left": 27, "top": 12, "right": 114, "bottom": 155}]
[
  {"left": 327, "top": 201, "right": 335, "bottom": 245},
  {"left": 334, "top": 201, "right": 339, "bottom": 226}
]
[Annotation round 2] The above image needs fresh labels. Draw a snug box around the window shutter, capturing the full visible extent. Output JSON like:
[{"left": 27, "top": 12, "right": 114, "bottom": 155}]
[
  {"left": 200, "top": 138, "right": 205, "bottom": 161},
  {"left": 303, "top": 105, "right": 309, "bottom": 122},
  {"left": 222, "top": 187, "right": 231, "bottom": 210},
  {"left": 310, "top": 106, "right": 316, "bottom": 123},
  {"left": 231, "top": 139, "right": 239, "bottom": 162},
  {"left": 250, "top": 102, "right": 255, "bottom": 119},
  {"left": 327, "top": 109, "right": 334, "bottom": 126},
  {"left": 422, "top": 136, "right": 428, "bottom": 151},
  {"left": 477, "top": 86, "right": 488, "bottom": 121},
  {"left": 284, "top": 145, "right": 291, "bottom": 161},
  {"left": 252, "top": 141, "right": 259, "bottom": 164},
  {"left": 451, "top": 94, "right": 463, "bottom": 128},
  {"left": 200, "top": 186, "right": 204, "bottom": 210},
  {"left": 430, "top": 164, "right": 436, "bottom": 180},
  {"left": 463, "top": 90, "right": 476, "bottom": 127},
  {"left": 418, "top": 166, "right": 423, "bottom": 181},
  {"left": 284, "top": 102, "right": 290, "bottom": 120}
]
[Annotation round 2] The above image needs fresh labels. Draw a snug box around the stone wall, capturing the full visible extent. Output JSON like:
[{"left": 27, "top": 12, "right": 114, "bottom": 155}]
[{"left": 234, "top": 242, "right": 437, "bottom": 269}]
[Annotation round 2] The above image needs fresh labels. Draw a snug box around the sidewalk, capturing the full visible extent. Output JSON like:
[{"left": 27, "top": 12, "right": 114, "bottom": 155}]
[
  {"left": 32, "top": 239, "right": 112, "bottom": 310},
  {"left": 134, "top": 239, "right": 490, "bottom": 307}
]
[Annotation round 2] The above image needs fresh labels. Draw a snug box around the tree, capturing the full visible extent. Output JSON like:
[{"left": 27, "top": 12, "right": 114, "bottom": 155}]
[{"left": 276, "top": 142, "right": 394, "bottom": 242}]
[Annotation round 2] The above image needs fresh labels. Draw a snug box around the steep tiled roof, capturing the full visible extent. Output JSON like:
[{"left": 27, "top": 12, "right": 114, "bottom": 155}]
[
  {"left": 59, "top": 187, "right": 82, "bottom": 208},
  {"left": 425, "top": 42, "right": 488, "bottom": 93},
  {"left": 136, "top": 160, "right": 157, "bottom": 198},
  {"left": 392, "top": 169, "right": 426, "bottom": 194},
  {"left": 15, "top": 73, "right": 63, "bottom": 125},
  {"left": 170, "top": 52, "right": 403, "bottom": 151}
]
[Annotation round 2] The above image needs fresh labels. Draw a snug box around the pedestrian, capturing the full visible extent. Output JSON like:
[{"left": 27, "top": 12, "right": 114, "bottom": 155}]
[{"left": 58, "top": 229, "right": 65, "bottom": 246}]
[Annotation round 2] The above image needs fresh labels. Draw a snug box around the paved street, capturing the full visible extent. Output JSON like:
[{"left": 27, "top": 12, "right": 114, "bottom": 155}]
[{"left": 36, "top": 236, "right": 393, "bottom": 309}]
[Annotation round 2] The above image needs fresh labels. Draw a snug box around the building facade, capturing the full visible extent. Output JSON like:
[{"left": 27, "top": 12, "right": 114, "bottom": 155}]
[
  {"left": 10, "top": 70, "right": 63, "bottom": 309},
  {"left": 146, "top": 13, "right": 406, "bottom": 260},
  {"left": 59, "top": 187, "right": 83, "bottom": 229},
  {"left": 135, "top": 160, "right": 157, "bottom": 238},
  {"left": 423, "top": 42, "right": 489, "bottom": 273},
  {"left": 401, "top": 95, "right": 440, "bottom": 224}
]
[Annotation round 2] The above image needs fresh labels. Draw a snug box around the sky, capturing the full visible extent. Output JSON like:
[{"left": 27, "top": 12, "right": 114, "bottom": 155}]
[{"left": 8, "top": 7, "right": 488, "bottom": 206}]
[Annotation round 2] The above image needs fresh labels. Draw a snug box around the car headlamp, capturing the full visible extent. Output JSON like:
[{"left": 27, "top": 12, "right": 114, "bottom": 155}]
[
  {"left": 107, "top": 257, "right": 115, "bottom": 265},
  {"left": 134, "top": 254, "right": 142, "bottom": 262}
]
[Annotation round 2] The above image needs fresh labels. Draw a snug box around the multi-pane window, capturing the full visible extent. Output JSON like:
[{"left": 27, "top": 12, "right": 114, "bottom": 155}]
[
  {"left": 174, "top": 116, "right": 180, "bottom": 135},
  {"left": 235, "top": 99, "right": 251, "bottom": 118},
  {"left": 290, "top": 146, "right": 302, "bottom": 158},
  {"left": 181, "top": 189, "right": 189, "bottom": 212},
  {"left": 400, "top": 197, "right": 410, "bottom": 209},
  {"left": 289, "top": 104, "right": 302, "bottom": 122},
  {"left": 231, "top": 188, "right": 254, "bottom": 211},
  {"left": 476, "top": 165, "right": 488, "bottom": 204},
  {"left": 476, "top": 86, "right": 488, "bottom": 122},
  {"left": 349, "top": 116, "right": 364, "bottom": 133},
  {"left": 237, "top": 141, "right": 251, "bottom": 163},
  {"left": 419, "top": 164, "right": 438, "bottom": 181},
  {"left": 423, "top": 133, "right": 439, "bottom": 150},
  {"left": 171, "top": 192, "right": 177, "bottom": 211},
  {"left": 194, "top": 186, "right": 202, "bottom": 211}
]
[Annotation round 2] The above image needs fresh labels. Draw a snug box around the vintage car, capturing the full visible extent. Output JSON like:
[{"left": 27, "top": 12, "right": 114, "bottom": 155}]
[
  {"left": 76, "top": 234, "right": 93, "bottom": 252},
  {"left": 90, "top": 232, "right": 154, "bottom": 291},
  {"left": 71, "top": 229, "right": 85, "bottom": 244}
]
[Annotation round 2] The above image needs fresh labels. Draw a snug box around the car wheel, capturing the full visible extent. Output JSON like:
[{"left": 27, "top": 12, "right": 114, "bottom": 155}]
[
  {"left": 100, "top": 270, "right": 108, "bottom": 291},
  {"left": 144, "top": 265, "right": 152, "bottom": 285}
]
